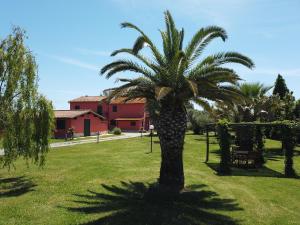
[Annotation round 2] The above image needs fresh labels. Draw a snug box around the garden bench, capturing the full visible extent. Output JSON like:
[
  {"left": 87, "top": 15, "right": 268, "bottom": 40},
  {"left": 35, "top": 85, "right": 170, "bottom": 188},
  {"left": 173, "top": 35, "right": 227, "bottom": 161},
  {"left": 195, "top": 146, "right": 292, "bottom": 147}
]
[{"left": 231, "top": 146, "right": 259, "bottom": 168}]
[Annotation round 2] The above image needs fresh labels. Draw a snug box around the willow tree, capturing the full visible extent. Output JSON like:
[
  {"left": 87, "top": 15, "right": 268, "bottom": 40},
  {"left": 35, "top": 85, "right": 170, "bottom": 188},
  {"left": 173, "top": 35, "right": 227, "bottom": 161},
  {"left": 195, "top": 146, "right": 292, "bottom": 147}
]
[
  {"left": 0, "top": 28, "right": 54, "bottom": 167},
  {"left": 101, "top": 11, "right": 254, "bottom": 191}
]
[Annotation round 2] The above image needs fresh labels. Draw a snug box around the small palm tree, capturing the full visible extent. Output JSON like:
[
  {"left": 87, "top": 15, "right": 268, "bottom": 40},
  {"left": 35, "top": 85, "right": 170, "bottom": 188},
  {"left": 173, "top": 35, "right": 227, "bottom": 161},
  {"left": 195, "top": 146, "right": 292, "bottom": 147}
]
[
  {"left": 237, "top": 82, "right": 272, "bottom": 121},
  {"left": 101, "top": 11, "right": 254, "bottom": 191},
  {"left": 238, "top": 82, "right": 272, "bottom": 100}
]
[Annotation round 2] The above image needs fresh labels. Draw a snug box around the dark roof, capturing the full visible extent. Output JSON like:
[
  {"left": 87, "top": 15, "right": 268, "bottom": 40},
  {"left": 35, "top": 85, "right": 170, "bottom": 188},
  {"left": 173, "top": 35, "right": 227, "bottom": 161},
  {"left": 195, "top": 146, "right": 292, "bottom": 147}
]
[{"left": 54, "top": 110, "right": 105, "bottom": 119}]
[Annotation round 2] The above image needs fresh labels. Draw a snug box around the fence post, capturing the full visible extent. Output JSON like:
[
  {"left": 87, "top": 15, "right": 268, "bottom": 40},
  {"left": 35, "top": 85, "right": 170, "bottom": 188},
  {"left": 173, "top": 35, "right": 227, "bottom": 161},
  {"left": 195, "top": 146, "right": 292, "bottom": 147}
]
[
  {"left": 217, "top": 120, "right": 231, "bottom": 175},
  {"left": 97, "top": 131, "right": 100, "bottom": 143},
  {"left": 282, "top": 123, "right": 297, "bottom": 177},
  {"left": 205, "top": 126, "right": 209, "bottom": 163}
]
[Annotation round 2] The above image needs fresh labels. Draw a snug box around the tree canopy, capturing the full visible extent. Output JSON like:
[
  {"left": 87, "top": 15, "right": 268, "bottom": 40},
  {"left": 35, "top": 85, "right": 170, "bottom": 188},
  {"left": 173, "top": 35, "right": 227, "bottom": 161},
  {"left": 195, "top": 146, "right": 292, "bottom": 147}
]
[
  {"left": 0, "top": 28, "right": 54, "bottom": 168},
  {"left": 273, "top": 74, "right": 289, "bottom": 99}
]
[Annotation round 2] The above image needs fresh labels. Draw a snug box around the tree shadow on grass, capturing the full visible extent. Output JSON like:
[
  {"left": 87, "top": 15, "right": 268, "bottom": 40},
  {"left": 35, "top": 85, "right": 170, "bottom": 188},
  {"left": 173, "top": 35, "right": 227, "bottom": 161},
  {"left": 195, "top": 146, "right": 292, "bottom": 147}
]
[
  {"left": 66, "top": 181, "right": 242, "bottom": 225},
  {"left": 264, "top": 148, "right": 284, "bottom": 162},
  {"left": 206, "top": 163, "right": 285, "bottom": 178},
  {"left": 0, "top": 176, "right": 36, "bottom": 198},
  {"left": 264, "top": 147, "right": 300, "bottom": 162}
]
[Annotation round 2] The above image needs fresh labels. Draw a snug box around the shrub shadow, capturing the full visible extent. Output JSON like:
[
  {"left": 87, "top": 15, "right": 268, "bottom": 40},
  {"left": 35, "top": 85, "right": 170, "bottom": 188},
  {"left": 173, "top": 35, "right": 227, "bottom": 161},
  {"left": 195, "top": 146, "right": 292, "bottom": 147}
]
[
  {"left": 264, "top": 148, "right": 283, "bottom": 162},
  {"left": 0, "top": 176, "right": 36, "bottom": 198},
  {"left": 66, "top": 181, "right": 242, "bottom": 225},
  {"left": 206, "top": 163, "right": 284, "bottom": 178},
  {"left": 194, "top": 138, "right": 219, "bottom": 145}
]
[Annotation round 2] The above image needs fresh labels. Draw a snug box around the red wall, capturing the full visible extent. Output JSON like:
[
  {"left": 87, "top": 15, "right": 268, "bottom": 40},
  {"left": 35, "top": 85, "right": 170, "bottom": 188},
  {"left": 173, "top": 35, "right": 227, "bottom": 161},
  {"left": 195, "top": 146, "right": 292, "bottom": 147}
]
[
  {"left": 70, "top": 113, "right": 107, "bottom": 135},
  {"left": 116, "top": 120, "right": 144, "bottom": 131},
  {"left": 108, "top": 103, "right": 145, "bottom": 119},
  {"left": 69, "top": 101, "right": 148, "bottom": 131},
  {"left": 54, "top": 114, "right": 108, "bottom": 138},
  {"left": 54, "top": 119, "right": 72, "bottom": 138},
  {"left": 70, "top": 102, "right": 100, "bottom": 112}
]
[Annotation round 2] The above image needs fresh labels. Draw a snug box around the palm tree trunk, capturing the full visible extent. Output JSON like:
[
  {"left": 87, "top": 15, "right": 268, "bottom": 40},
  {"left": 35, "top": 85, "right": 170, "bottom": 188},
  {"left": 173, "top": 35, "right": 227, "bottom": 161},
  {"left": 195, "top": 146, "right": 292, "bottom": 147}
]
[{"left": 156, "top": 104, "right": 187, "bottom": 192}]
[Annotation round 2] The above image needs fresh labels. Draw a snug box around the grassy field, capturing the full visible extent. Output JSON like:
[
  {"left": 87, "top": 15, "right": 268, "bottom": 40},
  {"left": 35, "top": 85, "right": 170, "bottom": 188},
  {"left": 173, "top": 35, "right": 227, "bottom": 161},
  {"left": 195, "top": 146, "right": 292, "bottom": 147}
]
[{"left": 0, "top": 134, "right": 299, "bottom": 225}]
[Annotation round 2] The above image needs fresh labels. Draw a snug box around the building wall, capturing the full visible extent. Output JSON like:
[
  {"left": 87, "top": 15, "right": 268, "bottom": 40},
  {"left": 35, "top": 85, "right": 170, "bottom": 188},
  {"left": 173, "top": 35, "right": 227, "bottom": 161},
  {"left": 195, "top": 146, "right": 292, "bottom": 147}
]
[
  {"left": 108, "top": 103, "right": 145, "bottom": 119},
  {"left": 54, "top": 118, "right": 72, "bottom": 138},
  {"left": 70, "top": 102, "right": 100, "bottom": 112},
  {"left": 54, "top": 114, "right": 108, "bottom": 138},
  {"left": 69, "top": 101, "right": 148, "bottom": 131},
  {"left": 71, "top": 113, "right": 108, "bottom": 136},
  {"left": 116, "top": 120, "right": 144, "bottom": 131}
]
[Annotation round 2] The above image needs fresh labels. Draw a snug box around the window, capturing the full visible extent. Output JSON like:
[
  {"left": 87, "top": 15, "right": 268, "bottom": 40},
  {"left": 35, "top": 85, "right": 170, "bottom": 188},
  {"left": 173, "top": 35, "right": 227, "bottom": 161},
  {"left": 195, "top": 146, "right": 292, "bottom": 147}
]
[
  {"left": 97, "top": 105, "right": 103, "bottom": 115},
  {"left": 75, "top": 105, "right": 80, "bottom": 110},
  {"left": 56, "top": 119, "right": 66, "bottom": 129},
  {"left": 130, "top": 121, "right": 136, "bottom": 126},
  {"left": 112, "top": 105, "right": 117, "bottom": 112}
]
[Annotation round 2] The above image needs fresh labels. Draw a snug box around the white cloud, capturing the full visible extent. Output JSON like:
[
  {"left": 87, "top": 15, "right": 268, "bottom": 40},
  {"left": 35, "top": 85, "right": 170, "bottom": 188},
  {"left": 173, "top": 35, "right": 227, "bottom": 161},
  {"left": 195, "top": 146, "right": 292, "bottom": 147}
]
[
  {"left": 75, "top": 48, "right": 111, "bottom": 57},
  {"left": 111, "top": 0, "right": 253, "bottom": 27},
  {"left": 47, "top": 54, "right": 99, "bottom": 71}
]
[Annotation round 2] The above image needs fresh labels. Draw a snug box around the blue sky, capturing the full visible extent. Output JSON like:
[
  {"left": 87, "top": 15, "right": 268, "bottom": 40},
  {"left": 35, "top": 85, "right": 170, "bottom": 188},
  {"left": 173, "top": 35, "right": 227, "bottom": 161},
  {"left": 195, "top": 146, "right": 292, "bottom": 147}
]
[{"left": 1, "top": 0, "right": 300, "bottom": 109}]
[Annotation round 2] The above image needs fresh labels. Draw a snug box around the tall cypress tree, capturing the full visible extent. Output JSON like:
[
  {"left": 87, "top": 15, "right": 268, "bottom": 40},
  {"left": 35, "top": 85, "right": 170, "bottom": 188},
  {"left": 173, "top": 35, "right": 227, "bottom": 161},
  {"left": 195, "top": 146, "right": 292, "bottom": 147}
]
[
  {"left": 295, "top": 99, "right": 300, "bottom": 119},
  {"left": 273, "top": 74, "right": 289, "bottom": 99}
]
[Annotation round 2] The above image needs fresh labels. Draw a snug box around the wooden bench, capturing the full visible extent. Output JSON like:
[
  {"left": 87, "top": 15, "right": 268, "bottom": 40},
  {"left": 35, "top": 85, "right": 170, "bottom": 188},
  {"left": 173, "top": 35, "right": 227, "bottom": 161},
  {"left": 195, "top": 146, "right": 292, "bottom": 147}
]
[{"left": 231, "top": 146, "right": 260, "bottom": 168}]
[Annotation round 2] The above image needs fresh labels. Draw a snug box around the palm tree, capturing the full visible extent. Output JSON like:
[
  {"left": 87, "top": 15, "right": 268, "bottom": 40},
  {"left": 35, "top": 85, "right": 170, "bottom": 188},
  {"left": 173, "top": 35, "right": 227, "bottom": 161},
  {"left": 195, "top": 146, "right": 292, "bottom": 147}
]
[
  {"left": 238, "top": 82, "right": 272, "bottom": 100},
  {"left": 101, "top": 11, "right": 254, "bottom": 192},
  {"left": 237, "top": 82, "right": 272, "bottom": 121}
]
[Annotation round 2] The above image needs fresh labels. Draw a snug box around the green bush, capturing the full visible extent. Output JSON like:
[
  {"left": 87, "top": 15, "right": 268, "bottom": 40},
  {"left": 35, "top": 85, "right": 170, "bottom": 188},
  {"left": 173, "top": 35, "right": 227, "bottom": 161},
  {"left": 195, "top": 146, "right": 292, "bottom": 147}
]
[
  {"left": 186, "top": 122, "right": 193, "bottom": 131},
  {"left": 255, "top": 126, "right": 265, "bottom": 165},
  {"left": 187, "top": 109, "right": 213, "bottom": 135},
  {"left": 217, "top": 119, "right": 231, "bottom": 175},
  {"left": 112, "top": 127, "right": 122, "bottom": 135},
  {"left": 281, "top": 122, "right": 297, "bottom": 177}
]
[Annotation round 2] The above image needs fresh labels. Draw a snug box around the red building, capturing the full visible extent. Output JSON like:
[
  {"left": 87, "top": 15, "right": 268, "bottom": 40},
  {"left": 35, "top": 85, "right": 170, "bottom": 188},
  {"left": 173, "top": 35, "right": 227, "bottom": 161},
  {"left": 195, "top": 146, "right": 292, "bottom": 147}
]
[{"left": 54, "top": 95, "right": 149, "bottom": 138}]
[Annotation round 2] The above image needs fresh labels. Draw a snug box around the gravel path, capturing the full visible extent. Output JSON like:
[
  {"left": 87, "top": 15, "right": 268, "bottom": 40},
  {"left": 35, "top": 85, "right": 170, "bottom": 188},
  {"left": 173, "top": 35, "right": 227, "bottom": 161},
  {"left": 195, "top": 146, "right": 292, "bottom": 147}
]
[{"left": 0, "top": 132, "right": 142, "bottom": 156}]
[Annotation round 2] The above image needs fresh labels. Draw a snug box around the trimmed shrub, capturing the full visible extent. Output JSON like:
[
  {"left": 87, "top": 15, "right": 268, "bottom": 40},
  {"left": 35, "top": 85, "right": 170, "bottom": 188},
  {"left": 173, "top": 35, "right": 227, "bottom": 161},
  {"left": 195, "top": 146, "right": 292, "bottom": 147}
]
[
  {"left": 255, "top": 126, "right": 265, "bottom": 165},
  {"left": 217, "top": 119, "right": 231, "bottom": 175},
  {"left": 281, "top": 122, "right": 297, "bottom": 177},
  {"left": 235, "top": 124, "right": 255, "bottom": 152},
  {"left": 112, "top": 127, "right": 122, "bottom": 135}
]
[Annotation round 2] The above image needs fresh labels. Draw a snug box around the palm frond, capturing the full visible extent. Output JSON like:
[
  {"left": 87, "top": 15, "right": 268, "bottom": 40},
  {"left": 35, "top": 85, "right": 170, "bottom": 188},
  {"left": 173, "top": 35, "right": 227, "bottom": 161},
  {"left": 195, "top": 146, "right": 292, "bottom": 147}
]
[
  {"left": 110, "top": 48, "right": 160, "bottom": 73},
  {"left": 155, "top": 86, "right": 172, "bottom": 100},
  {"left": 187, "top": 80, "right": 198, "bottom": 97},
  {"left": 188, "top": 67, "right": 241, "bottom": 85},
  {"left": 199, "top": 52, "right": 254, "bottom": 69},
  {"left": 101, "top": 60, "right": 155, "bottom": 81},
  {"left": 179, "top": 28, "right": 184, "bottom": 50},
  {"left": 132, "top": 36, "right": 147, "bottom": 55},
  {"left": 192, "top": 98, "right": 212, "bottom": 112},
  {"left": 185, "top": 26, "right": 228, "bottom": 61},
  {"left": 121, "top": 22, "right": 165, "bottom": 66},
  {"left": 108, "top": 77, "right": 155, "bottom": 101}
]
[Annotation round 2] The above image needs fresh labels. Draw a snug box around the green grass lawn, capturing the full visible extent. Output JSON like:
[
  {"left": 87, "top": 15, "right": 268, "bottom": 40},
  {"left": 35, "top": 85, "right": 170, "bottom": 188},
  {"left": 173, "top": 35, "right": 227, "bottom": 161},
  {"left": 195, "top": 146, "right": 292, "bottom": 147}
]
[{"left": 0, "top": 134, "right": 299, "bottom": 225}]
